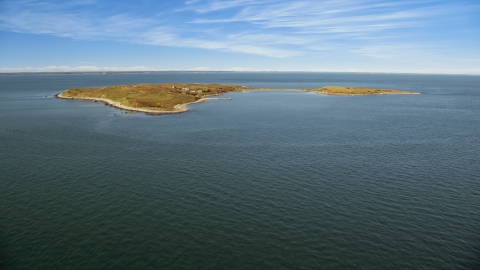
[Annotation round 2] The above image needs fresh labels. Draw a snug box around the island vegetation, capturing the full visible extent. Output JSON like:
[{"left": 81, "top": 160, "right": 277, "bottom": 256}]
[
  {"left": 57, "top": 83, "right": 251, "bottom": 114},
  {"left": 57, "top": 83, "right": 419, "bottom": 115},
  {"left": 312, "top": 86, "right": 420, "bottom": 96}
]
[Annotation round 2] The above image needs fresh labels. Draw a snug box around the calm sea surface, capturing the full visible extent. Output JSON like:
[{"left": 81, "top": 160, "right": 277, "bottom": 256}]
[{"left": 1, "top": 72, "right": 479, "bottom": 269}]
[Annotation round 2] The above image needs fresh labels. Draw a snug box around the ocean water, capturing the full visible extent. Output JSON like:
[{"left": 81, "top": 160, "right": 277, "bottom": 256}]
[{"left": 0, "top": 72, "right": 479, "bottom": 269}]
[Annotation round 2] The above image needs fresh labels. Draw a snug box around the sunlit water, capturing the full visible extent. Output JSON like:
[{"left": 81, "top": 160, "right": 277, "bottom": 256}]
[{"left": 1, "top": 72, "right": 479, "bottom": 269}]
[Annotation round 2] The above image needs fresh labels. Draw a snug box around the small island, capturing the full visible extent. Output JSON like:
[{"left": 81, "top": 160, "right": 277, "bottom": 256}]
[
  {"left": 311, "top": 86, "right": 420, "bottom": 96},
  {"left": 57, "top": 83, "right": 251, "bottom": 115},
  {"left": 56, "top": 83, "right": 420, "bottom": 115}
]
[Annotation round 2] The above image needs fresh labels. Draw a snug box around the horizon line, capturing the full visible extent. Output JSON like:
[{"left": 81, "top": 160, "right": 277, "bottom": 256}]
[{"left": 1, "top": 70, "right": 479, "bottom": 76}]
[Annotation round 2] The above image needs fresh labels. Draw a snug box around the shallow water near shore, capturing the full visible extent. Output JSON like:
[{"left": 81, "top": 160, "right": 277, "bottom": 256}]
[{"left": 1, "top": 72, "right": 479, "bottom": 269}]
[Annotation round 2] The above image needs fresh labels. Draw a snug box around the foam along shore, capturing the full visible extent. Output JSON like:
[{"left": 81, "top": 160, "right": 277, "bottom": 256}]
[
  {"left": 312, "top": 86, "right": 420, "bottom": 96},
  {"left": 56, "top": 83, "right": 249, "bottom": 115}
]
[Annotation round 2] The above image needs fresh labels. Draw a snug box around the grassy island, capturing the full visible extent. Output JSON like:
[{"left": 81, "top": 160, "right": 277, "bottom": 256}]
[
  {"left": 57, "top": 83, "right": 251, "bottom": 114},
  {"left": 57, "top": 83, "right": 420, "bottom": 115},
  {"left": 312, "top": 86, "right": 420, "bottom": 96}
]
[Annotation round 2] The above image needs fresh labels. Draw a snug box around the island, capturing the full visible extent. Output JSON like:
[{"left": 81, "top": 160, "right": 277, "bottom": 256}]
[
  {"left": 310, "top": 86, "right": 420, "bottom": 96},
  {"left": 56, "top": 83, "right": 252, "bottom": 115},
  {"left": 56, "top": 83, "right": 420, "bottom": 115}
]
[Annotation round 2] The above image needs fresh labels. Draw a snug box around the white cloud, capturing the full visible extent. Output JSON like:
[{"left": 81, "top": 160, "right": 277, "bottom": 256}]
[
  {"left": 0, "top": 0, "right": 300, "bottom": 57},
  {"left": 0, "top": 0, "right": 478, "bottom": 63},
  {"left": 181, "top": 0, "right": 270, "bottom": 13},
  {"left": 189, "top": 66, "right": 211, "bottom": 71}
]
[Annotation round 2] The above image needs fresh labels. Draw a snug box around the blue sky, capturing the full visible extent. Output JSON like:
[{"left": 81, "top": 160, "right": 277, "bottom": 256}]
[{"left": 0, "top": 0, "right": 479, "bottom": 74}]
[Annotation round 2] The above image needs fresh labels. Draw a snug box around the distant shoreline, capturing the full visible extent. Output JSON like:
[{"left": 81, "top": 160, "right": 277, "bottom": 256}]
[{"left": 2, "top": 71, "right": 479, "bottom": 76}]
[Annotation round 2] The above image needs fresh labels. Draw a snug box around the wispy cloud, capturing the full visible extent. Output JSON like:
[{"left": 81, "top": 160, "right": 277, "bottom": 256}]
[
  {"left": 181, "top": 0, "right": 271, "bottom": 13},
  {"left": 0, "top": 0, "right": 478, "bottom": 61}
]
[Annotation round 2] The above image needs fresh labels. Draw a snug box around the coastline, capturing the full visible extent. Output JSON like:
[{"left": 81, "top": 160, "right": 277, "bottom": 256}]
[
  {"left": 55, "top": 92, "right": 224, "bottom": 115},
  {"left": 56, "top": 85, "right": 420, "bottom": 115},
  {"left": 310, "top": 86, "right": 421, "bottom": 96},
  {"left": 314, "top": 91, "right": 421, "bottom": 96}
]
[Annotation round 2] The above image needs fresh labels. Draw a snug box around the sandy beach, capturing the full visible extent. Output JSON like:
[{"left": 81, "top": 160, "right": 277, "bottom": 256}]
[{"left": 56, "top": 92, "right": 221, "bottom": 115}]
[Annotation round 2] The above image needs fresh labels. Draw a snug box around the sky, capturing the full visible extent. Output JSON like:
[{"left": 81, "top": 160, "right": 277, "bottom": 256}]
[{"left": 0, "top": 0, "right": 479, "bottom": 74}]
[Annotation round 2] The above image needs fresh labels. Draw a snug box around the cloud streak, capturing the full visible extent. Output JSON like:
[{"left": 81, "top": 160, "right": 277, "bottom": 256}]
[{"left": 0, "top": 0, "right": 478, "bottom": 61}]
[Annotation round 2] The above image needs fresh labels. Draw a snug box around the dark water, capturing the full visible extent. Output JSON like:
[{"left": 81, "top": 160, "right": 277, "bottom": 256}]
[{"left": 1, "top": 72, "right": 479, "bottom": 269}]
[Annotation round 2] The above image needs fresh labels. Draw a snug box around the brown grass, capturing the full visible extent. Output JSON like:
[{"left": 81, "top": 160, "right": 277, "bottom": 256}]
[
  {"left": 315, "top": 86, "right": 419, "bottom": 96},
  {"left": 61, "top": 83, "right": 250, "bottom": 111}
]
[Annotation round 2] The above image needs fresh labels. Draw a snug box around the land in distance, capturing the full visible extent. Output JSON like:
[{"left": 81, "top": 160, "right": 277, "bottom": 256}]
[
  {"left": 57, "top": 83, "right": 420, "bottom": 115},
  {"left": 311, "top": 86, "right": 420, "bottom": 96}
]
